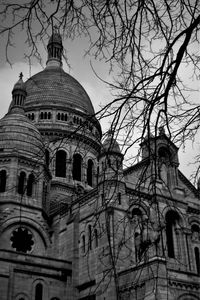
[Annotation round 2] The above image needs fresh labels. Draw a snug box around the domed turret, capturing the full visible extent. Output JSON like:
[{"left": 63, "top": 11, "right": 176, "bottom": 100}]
[
  {"left": 1, "top": 76, "right": 44, "bottom": 160},
  {"left": 98, "top": 131, "right": 123, "bottom": 183},
  {"left": 101, "top": 132, "right": 121, "bottom": 155},
  {"left": 0, "top": 113, "right": 44, "bottom": 160},
  {"left": 9, "top": 73, "right": 27, "bottom": 113}
]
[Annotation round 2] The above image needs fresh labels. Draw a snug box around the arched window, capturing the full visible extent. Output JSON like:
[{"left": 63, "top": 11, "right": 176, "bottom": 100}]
[
  {"left": 191, "top": 224, "right": 200, "bottom": 242},
  {"left": 87, "top": 159, "right": 93, "bottom": 186},
  {"left": 55, "top": 150, "right": 66, "bottom": 178},
  {"left": 94, "top": 229, "right": 98, "bottom": 248},
  {"left": 42, "top": 182, "right": 48, "bottom": 207},
  {"left": 194, "top": 247, "right": 200, "bottom": 274},
  {"left": 165, "top": 210, "right": 180, "bottom": 258},
  {"left": 158, "top": 147, "right": 171, "bottom": 185},
  {"left": 18, "top": 172, "right": 26, "bottom": 195},
  {"left": 35, "top": 283, "right": 43, "bottom": 300},
  {"left": 72, "top": 154, "right": 82, "bottom": 181},
  {"left": 135, "top": 232, "right": 140, "bottom": 262},
  {"left": 45, "top": 149, "right": 50, "bottom": 167},
  {"left": 0, "top": 170, "right": 6, "bottom": 192},
  {"left": 65, "top": 114, "right": 68, "bottom": 121},
  {"left": 82, "top": 235, "right": 85, "bottom": 253},
  {"left": 40, "top": 112, "right": 44, "bottom": 120},
  {"left": 61, "top": 113, "right": 64, "bottom": 121},
  {"left": 88, "top": 225, "right": 92, "bottom": 250},
  {"left": 48, "top": 112, "right": 51, "bottom": 119},
  {"left": 57, "top": 113, "right": 60, "bottom": 120},
  {"left": 27, "top": 174, "right": 35, "bottom": 196},
  {"left": 132, "top": 208, "right": 143, "bottom": 262},
  {"left": 118, "top": 192, "right": 121, "bottom": 205},
  {"left": 132, "top": 208, "right": 142, "bottom": 226}
]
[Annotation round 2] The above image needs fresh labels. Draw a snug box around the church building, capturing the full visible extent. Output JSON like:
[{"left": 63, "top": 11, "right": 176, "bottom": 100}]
[{"left": 0, "top": 31, "right": 199, "bottom": 300}]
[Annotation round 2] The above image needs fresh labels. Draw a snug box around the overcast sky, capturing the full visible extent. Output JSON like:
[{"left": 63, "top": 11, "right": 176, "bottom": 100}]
[{"left": 0, "top": 32, "right": 199, "bottom": 184}]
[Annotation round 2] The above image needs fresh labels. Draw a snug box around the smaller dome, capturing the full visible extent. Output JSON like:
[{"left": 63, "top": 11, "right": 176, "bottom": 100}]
[
  {"left": 9, "top": 73, "right": 27, "bottom": 113},
  {"left": 12, "top": 72, "right": 26, "bottom": 94},
  {"left": 102, "top": 134, "right": 121, "bottom": 154},
  {"left": 0, "top": 110, "right": 44, "bottom": 161}
]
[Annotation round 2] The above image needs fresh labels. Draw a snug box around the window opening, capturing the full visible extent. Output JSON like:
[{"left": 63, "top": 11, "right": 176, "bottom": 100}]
[
  {"left": 10, "top": 227, "right": 34, "bottom": 253},
  {"left": 18, "top": 171, "right": 26, "bottom": 195},
  {"left": 35, "top": 283, "right": 43, "bottom": 300},
  {"left": 165, "top": 211, "right": 180, "bottom": 258},
  {"left": 118, "top": 192, "right": 121, "bottom": 205},
  {"left": 72, "top": 154, "right": 82, "bottom": 181},
  {"left": 0, "top": 170, "right": 6, "bottom": 192},
  {"left": 82, "top": 235, "right": 85, "bottom": 253},
  {"left": 27, "top": 174, "right": 34, "bottom": 196},
  {"left": 195, "top": 247, "right": 200, "bottom": 274},
  {"left": 88, "top": 225, "right": 92, "bottom": 250},
  {"left": 87, "top": 159, "right": 93, "bottom": 186},
  {"left": 191, "top": 224, "right": 200, "bottom": 242},
  {"left": 94, "top": 229, "right": 98, "bottom": 248},
  {"left": 45, "top": 149, "right": 50, "bottom": 167},
  {"left": 55, "top": 150, "right": 66, "bottom": 177}
]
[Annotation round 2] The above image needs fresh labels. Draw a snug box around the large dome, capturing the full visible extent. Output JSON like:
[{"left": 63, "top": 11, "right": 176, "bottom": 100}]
[{"left": 25, "top": 66, "right": 95, "bottom": 115}]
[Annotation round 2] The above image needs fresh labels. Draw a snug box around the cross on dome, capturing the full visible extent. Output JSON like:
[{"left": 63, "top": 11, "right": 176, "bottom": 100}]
[{"left": 19, "top": 72, "right": 23, "bottom": 80}]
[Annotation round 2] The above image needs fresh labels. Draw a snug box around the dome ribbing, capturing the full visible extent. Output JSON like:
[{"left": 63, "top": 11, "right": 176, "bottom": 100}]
[{"left": 25, "top": 67, "right": 95, "bottom": 115}]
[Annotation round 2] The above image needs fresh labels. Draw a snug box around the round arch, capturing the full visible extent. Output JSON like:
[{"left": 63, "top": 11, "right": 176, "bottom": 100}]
[
  {"left": 15, "top": 292, "right": 30, "bottom": 300},
  {"left": 129, "top": 201, "right": 149, "bottom": 220},
  {"left": 0, "top": 216, "right": 50, "bottom": 249},
  {"left": 178, "top": 293, "right": 200, "bottom": 300},
  {"left": 162, "top": 206, "right": 185, "bottom": 228},
  {"left": 32, "top": 278, "right": 48, "bottom": 300}
]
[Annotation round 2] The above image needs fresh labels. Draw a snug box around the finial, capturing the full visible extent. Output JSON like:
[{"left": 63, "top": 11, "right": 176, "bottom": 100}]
[
  {"left": 107, "top": 127, "right": 114, "bottom": 136},
  {"left": 53, "top": 24, "right": 59, "bottom": 34},
  {"left": 159, "top": 126, "right": 165, "bottom": 136},
  {"left": 19, "top": 72, "right": 23, "bottom": 80}
]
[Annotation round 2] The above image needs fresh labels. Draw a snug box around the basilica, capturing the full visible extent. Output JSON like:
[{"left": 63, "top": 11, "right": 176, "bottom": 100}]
[{"left": 0, "top": 31, "right": 199, "bottom": 300}]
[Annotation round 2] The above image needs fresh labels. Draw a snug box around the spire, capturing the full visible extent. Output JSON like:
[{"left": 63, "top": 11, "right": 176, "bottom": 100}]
[
  {"left": 46, "top": 25, "right": 63, "bottom": 68},
  {"left": 9, "top": 73, "right": 26, "bottom": 113}
]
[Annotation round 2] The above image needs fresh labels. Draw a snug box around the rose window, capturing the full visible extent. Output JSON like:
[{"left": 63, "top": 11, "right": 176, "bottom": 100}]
[{"left": 10, "top": 227, "right": 34, "bottom": 253}]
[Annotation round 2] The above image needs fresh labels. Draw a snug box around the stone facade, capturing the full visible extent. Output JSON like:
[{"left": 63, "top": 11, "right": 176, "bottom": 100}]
[{"left": 0, "top": 32, "right": 199, "bottom": 300}]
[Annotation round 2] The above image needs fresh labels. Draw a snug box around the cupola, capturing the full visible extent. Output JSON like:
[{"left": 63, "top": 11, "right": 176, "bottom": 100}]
[
  {"left": 98, "top": 131, "right": 123, "bottom": 183},
  {"left": 0, "top": 75, "right": 44, "bottom": 160},
  {"left": 10, "top": 72, "right": 27, "bottom": 112},
  {"left": 46, "top": 26, "right": 63, "bottom": 68}
]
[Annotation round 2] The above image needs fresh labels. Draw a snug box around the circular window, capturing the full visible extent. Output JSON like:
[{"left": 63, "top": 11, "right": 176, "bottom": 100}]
[{"left": 10, "top": 227, "right": 34, "bottom": 253}]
